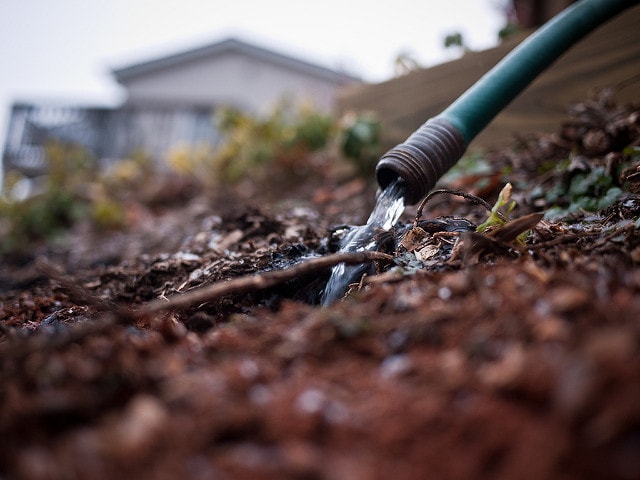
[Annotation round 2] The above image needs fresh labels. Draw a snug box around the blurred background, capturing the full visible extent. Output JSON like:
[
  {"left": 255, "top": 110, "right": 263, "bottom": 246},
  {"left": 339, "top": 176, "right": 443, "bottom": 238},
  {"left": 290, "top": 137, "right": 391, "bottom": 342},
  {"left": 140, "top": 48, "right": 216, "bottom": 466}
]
[
  {"left": 0, "top": 0, "right": 506, "bottom": 106},
  {"left": 0, "top": 0, "right": 507, "bottom": 163},
  {"left": 4, "top": 0, "right": 638, "bottom": 261}
]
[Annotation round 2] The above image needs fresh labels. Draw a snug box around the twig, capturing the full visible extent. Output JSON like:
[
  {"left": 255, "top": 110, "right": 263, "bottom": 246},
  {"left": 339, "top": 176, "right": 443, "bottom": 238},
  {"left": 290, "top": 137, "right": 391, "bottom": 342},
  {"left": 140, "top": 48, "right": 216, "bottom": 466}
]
[
  {"left": 523, "top": 225, "right": 630, "bottom": 252},
  {"left": 414, "top": 189, "right": 499, "bottom": 226},
  {"left": 581, "top": 222, "right": 636, "bottom": 253},
  {"left": 138, "top": 251, "right": 394, "bottom": 315}
]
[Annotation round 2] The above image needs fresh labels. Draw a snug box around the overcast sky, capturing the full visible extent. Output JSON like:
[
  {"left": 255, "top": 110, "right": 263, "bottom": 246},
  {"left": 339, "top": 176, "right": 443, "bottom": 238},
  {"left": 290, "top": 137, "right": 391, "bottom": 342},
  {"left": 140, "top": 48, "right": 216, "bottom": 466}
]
[{"left": 0, "top": 0, "right": 506, "bottom": 149}]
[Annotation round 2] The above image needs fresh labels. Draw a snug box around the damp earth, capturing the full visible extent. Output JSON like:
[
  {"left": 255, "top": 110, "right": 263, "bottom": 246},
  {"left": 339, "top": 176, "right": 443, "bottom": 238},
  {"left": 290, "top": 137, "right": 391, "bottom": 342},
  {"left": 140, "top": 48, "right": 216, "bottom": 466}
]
[{"left": 2, "top": 92, "right": 640, "bottom": 480}]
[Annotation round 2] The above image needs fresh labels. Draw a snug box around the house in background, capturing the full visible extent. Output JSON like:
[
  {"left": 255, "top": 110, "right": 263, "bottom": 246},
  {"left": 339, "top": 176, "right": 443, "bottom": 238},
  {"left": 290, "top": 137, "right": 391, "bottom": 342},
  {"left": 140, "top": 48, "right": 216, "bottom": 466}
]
[
  {"left": 113, "top": 37, "right": 358, "bottom": 114},
  {"left": 2, "top": 37, "right": 361, "bottom": 179}
]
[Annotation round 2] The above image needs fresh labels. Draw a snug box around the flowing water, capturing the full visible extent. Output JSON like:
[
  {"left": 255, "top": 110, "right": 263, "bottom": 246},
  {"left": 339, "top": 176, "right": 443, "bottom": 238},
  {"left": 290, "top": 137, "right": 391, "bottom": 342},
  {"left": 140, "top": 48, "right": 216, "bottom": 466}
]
[{"left": 321, "top": 178, "right": 406, "bottom": 305}]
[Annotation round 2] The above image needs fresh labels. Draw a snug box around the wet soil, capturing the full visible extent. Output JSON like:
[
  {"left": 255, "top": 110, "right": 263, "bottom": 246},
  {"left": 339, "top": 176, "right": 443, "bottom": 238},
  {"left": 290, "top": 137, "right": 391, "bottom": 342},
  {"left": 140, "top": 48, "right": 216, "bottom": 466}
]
[{"left": 1, "top": 91, "right": 640, "bottom": 480}]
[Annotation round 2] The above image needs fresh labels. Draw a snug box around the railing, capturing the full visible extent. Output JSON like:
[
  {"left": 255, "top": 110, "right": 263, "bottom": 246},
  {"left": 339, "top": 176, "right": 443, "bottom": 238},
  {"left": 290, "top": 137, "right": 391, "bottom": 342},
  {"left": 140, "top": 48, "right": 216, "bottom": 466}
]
[{"left": 2, "top": 103, "right": 221, "bottom": 177}]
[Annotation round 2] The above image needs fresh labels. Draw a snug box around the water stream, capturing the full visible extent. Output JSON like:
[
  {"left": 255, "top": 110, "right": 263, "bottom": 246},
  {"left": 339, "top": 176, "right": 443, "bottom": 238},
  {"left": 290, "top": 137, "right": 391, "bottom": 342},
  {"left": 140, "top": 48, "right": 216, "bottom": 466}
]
[{"left": 321, "top": 178, "right": 406, "bottom": 305}]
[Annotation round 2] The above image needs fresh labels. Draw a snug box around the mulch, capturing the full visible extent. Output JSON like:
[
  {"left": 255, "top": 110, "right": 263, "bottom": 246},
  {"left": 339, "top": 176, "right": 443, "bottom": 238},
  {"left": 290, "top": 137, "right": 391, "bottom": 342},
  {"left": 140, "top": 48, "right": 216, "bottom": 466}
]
[{"left": 1, "top": 90, "right": 640, "bottom": 480}]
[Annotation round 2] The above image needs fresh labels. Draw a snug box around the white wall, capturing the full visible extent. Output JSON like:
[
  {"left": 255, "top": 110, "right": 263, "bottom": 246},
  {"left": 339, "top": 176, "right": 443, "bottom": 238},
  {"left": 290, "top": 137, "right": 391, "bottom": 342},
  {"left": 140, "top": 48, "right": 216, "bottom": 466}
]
[{"left": 120, "top": 52, "right": 346, "bottom": 113}]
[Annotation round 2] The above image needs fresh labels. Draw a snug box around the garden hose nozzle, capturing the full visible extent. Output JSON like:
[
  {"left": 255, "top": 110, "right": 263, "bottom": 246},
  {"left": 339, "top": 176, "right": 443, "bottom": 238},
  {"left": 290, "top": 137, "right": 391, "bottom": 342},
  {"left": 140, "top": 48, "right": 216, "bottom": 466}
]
[
  {"left": 376, "top": 0, "right": 638, "bottom": 205},
  {"left": 376, "top": 118, "right": 466, "bottom": 205}
]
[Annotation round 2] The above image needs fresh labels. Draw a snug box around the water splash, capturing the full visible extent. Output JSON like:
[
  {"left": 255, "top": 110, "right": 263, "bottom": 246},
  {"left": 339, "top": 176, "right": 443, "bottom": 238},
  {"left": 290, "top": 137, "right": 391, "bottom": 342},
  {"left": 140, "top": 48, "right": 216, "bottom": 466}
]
[{"left": 321, "top": 178, "right": 406, "bottom": 305}]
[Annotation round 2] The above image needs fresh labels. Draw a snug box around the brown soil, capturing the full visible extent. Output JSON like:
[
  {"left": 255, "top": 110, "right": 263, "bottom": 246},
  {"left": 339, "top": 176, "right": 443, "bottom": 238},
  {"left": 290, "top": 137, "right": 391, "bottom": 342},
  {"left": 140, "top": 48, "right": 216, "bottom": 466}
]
[{"left": 1, "top": 91, "right": 640, "bottom": 480}]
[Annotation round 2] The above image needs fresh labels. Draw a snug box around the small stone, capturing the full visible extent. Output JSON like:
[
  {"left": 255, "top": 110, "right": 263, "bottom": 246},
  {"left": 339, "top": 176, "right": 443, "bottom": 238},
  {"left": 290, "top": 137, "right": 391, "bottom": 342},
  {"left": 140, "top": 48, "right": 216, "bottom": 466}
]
[
  {"left": 295, "top": 388, "right": 325, "bottom": 414},
  {"left": 238, "top": 358, "right": 260, "bottom": 381},
  {"left": 379, "top": 354, "right": 412, "bottom": 379},
  {"left": 437, "top": 286, "right": 452, "bottom": 300}
]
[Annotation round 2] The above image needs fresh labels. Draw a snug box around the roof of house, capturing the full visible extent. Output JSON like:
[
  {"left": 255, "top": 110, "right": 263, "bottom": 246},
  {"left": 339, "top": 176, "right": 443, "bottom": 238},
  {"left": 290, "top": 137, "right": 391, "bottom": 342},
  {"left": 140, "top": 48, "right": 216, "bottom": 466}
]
[{"left": 112, "top": 37, "right": 361, "bottom": 85}]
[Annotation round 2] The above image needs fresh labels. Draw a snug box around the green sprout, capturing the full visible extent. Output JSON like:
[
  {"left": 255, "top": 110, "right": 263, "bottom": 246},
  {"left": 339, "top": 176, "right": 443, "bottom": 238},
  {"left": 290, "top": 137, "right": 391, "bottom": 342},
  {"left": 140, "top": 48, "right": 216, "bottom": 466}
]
[{"left": 476, "top": 183, "right": 516, "bottom": 233}]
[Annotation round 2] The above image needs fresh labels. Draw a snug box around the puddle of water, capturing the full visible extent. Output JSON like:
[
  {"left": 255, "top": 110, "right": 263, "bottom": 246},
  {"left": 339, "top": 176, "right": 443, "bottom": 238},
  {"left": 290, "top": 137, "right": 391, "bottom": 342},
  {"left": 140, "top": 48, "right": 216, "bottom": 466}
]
[{"left": 321, "top": 178, "right": 406, "bottom": 305}]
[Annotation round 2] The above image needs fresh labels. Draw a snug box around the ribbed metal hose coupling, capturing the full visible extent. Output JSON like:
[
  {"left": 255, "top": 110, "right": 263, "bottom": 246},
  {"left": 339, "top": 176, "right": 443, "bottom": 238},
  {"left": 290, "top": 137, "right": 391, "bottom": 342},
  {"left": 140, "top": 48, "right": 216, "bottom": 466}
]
[{"left": 375, "top": 118, "right": 466, "bottom": 205}]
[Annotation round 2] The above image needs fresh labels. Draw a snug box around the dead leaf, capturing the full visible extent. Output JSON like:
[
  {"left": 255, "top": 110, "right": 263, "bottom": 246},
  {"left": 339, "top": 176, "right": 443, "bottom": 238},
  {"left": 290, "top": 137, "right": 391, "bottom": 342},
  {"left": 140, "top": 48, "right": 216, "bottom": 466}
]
[
  {"left": 398, "top": 226, "right": 428, "bottom": 252},
  {"left": 488, "top": 213, "right": 545, "bottom": 244}
]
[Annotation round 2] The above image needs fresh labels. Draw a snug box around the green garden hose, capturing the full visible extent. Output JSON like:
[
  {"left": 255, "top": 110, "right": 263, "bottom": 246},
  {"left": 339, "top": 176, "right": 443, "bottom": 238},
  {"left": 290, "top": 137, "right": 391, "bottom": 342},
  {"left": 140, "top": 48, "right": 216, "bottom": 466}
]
[{"left": 376, "top": 0, "right": 639, "bottom": 205}]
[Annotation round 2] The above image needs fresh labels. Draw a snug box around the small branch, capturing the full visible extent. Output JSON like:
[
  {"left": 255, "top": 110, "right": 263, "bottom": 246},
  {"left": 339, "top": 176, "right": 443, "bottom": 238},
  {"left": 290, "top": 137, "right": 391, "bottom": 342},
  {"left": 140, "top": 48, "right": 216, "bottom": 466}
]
[
  {"left": 524, "top": 229, "right": 610, "bottom": 251},
  {"left": 138, "top": 251, "right": 394, "bottom": 315},
  {"left": 414, "top": 189, "right": 499, "bottom": 226},
  {"left": 36, "top": 251, "right": 393, "bottom": 320},
  {"left": 581, "top": 222, "right": 636, "bottom": 253}
]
